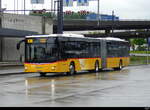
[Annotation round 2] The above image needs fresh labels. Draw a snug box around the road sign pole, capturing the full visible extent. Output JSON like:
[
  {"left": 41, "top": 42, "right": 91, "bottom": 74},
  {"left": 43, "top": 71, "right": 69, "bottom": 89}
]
[{"left": 57, "top": 0, "right": 63, "bottom": 34}]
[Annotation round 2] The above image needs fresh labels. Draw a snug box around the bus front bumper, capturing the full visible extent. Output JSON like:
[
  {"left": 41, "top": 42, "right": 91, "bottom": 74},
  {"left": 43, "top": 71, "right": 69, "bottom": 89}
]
[{"left": 24, "top": 63, "right": 59, "bottom": 73}]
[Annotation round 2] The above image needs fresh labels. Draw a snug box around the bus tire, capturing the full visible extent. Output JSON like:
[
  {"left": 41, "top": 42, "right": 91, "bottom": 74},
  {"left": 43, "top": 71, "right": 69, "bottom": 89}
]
[
  {"left": 40, "top": 72, "right": 46, "bottom": 77},
  {"left": 67, "top": 62, "right": 76, "bottom": 75},
  {"left": 114, "top": 61, "right": 123, "bottom": 70},
  {"left": 95, "top": 61, "right": 99, "bottom": 73},
  {"left": 88, "top": 70, "right": 94, "bottom": 73}
]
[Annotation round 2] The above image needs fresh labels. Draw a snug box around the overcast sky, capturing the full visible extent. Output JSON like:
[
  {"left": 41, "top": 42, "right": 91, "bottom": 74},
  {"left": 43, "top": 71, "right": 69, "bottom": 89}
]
[{"left": 64, "top": 0, "right": 150, "bottom": 19}]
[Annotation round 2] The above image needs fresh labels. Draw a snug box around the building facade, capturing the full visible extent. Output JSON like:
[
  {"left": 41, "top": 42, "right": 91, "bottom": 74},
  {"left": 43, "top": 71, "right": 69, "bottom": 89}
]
[{"left": 0, "top": 13, "right": 53, "bottom": 62}]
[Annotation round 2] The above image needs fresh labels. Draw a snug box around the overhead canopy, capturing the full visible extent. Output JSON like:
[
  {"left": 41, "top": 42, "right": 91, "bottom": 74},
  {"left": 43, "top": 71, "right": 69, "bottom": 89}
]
[{"left": 0, "top": 28, "right": 38, "bottom": 38}]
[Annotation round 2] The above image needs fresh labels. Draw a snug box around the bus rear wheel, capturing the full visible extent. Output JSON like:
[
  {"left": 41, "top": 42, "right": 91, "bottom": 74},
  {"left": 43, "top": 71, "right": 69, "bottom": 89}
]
[
  {"left": 40, "top": 72, "right": 46, "bottom": 77},
  {"left": 67, "top": 62, "right": 76, "bottom": 75},
  {"left": 95, "top": 61, "right": 99, "bottom": 73},
  {"left": 114, "top": 61, "right": 123, "bottom": 70}
]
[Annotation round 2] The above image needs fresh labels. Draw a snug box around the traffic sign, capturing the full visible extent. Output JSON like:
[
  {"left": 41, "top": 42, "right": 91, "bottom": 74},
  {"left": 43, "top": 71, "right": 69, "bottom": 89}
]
[
  {"left": 77, "top": 0, "right": 89, "bottom": 6},
  {"left": 31, "top": 0, "right": 44, "bottom": 4},
  {"left": 63, "top": 0, "right": 73, "bottom": 7}
]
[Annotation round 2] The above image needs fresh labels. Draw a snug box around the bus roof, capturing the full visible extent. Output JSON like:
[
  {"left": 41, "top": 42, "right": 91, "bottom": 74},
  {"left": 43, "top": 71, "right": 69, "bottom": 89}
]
[
  {"left": 26, "top": 34, "right": 127, "bottom": 42},
  {"left": 26, "top": 34, "right": 85, "bottom": 38},
  {"left": 97, "top": 37, "right": 126, "bottom": 42},
  {"left": 105, "top": 37, "right": 126, "bottom": 42}
]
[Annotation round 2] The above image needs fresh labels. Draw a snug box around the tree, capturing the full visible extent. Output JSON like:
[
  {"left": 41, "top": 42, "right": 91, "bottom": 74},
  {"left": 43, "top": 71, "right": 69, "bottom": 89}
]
[
  {"left": 132, "top": 38, "right": 147, "bottom": 51},
  {"left": 133, "top": 38, "right": 146, "bottom": 46}
]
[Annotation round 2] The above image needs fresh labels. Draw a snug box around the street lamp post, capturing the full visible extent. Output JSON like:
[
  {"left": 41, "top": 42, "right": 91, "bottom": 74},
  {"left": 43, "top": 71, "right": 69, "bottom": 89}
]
[
  {"left": 24, "top": 0, "right": 26, "bottom": 15},
  {"left": 0, "top": 0, "right": 1, "bottom": 12},
  {"left": 14, "top": 0, "right": 16, "bottom": 14},
  {"left": 51, "top": 0, "right": 53, "bottom": 12},
  {"left": 0, "top": 0, "right": 2, "bottom": 28},
  {"left": 17, "top": 0, "right": 18, "bottom": 14},
  {"left": 54, "top": 1, "right": 57, "bottom": 15},
  {"left": 0, "top": 0, "right": 2, "bottom": 62},
  {"left": 112, "top": 10, "right": 114, "bottom": 37},
  {"left": 97, "top": 0, "right": 100, "bottom": 26}
]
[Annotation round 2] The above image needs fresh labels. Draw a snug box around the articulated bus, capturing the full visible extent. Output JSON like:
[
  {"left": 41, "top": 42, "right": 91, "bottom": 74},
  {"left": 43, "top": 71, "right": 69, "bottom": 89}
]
[{"left": 17, "top": 34, "right": 130, "bottom": 76}]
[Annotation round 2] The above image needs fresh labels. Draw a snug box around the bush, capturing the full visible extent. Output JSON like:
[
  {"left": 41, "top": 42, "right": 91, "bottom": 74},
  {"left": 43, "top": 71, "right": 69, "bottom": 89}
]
[{"left": 136, "top": 46, "right": 147, "bottom": 51}]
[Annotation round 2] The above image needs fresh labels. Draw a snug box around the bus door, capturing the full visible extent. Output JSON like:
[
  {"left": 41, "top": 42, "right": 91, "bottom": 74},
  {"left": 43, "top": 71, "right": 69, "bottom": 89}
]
[{"left": 101, "top": 40, "right": 107, "bottom": 69}]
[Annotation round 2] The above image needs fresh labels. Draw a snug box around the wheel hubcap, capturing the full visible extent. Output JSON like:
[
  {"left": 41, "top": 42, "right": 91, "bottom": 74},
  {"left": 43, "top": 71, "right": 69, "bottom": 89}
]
[
  {"left": 70, "top": 65, "right": 74, "bottom": 75},
  {"left": 95, "top": 63, "right": 99, "bottom": 72},
  {"left": 119, "top": 62, "right": 122, "bottom": 69},
  {"left": 120, "top": 64, "right": 122, "bottom": 69}
]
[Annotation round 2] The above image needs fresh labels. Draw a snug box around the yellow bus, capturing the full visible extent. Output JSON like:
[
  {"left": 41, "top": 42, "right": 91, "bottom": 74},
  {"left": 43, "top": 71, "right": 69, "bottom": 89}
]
[{"left": 17, "top": 34, "right": 130, "bottom": 76}]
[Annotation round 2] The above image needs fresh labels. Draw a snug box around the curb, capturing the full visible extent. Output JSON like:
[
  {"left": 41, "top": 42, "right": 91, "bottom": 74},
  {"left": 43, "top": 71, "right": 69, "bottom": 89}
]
[
  {"left": 0, "top": 65, "right": 23, "bottom": 67},
  {"left": 129, "top": 64, "right": 150, "bottom": 66},
  {"left": 0, "top": 72, "right": 26, "bottom": 76}
]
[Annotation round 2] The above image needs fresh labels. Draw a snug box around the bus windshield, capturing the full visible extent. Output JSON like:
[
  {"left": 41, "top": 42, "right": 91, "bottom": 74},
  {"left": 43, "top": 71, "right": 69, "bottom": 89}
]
[{"left": 25, "top": 43, "right": 58, "bottom": 63}]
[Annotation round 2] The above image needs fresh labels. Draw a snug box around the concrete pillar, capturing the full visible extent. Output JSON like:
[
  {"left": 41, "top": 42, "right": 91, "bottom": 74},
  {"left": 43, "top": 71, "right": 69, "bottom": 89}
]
[
  {"left": 42, "top": 16, "right": 46, "bottom": 35},
  {"left": 0, "top": 37, "right": 3, "bottom": 61}
]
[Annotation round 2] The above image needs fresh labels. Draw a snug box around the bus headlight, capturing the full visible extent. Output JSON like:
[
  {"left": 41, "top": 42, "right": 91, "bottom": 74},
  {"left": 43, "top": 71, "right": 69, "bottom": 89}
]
[
  {"left": 51, "top": 66, "right": 56, "bottom": 70},
  {"left": 25, "top": 67, "right": 28, "bottom": 70}
]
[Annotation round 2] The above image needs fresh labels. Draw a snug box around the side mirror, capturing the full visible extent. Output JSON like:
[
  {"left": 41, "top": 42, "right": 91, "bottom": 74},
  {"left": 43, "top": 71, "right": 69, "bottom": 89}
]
[
  {"left": 16, "top": 40, "right": 25, "bottom": 50},
  {"left": 17, "top": 43, "right": 20, "bottom": 50}
]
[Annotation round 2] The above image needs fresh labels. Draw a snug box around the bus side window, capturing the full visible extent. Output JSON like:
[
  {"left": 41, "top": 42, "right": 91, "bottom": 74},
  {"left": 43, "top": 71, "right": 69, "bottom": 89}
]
[
  {"left": 107, "top": 42, "right": 113, "bottom": 57},
  {"left": 89, "top": 43, "right": 93, "bottom": 58},
  {"left": 95, "top": 42, "right": 101, "bottom": 57},
  {"left": 93, "top": 44, "right": 97, "bottom": 57},
  {"left": 80, "top": 42, "right": 88, "bottom": 58},
  {"left": 86, "top": 43, "right": 90, "bottom": 58},
  {"left": 59, "top": 42, "right": 66, "bottom": 59}
]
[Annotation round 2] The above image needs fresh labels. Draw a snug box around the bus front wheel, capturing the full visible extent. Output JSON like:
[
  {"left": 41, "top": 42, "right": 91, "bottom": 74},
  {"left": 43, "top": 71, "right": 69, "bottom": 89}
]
[{"left": 40, "top": 72, "right": 46, "bottom": 77}]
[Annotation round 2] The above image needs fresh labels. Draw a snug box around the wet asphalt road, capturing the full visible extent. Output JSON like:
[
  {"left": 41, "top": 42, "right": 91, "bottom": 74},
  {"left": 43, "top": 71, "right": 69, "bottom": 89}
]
[{"left": 0, "top": 65, "right": 150, "bottom": 107}]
